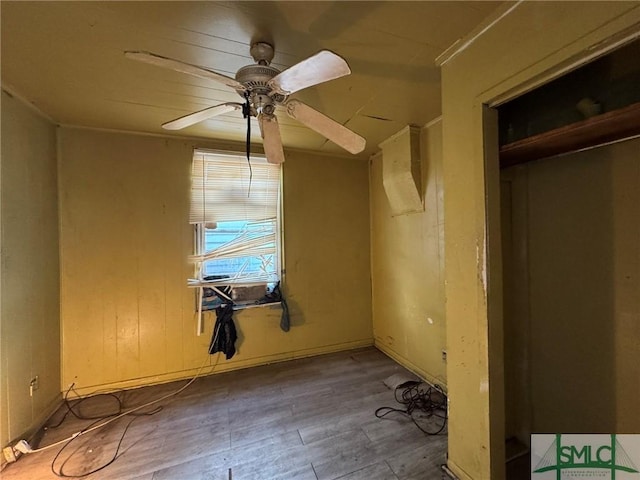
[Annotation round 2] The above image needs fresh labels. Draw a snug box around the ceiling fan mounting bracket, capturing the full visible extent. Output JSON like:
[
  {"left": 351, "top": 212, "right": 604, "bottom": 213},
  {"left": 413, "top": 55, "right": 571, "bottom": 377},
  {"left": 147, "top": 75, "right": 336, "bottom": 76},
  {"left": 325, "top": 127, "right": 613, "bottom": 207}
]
[{"left": 250, "top": 42, "right": 275, "bottom": 65}]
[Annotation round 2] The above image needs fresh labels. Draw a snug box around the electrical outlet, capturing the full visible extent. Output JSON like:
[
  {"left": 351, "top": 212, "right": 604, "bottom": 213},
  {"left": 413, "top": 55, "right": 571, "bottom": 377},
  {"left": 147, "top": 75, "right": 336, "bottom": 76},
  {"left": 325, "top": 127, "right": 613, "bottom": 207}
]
[
  {"left": 29, "top": 376, "right": 39, "bottom": 397},
  {"left": 2, "top": 446, "right": 17, "bottom": 463}
]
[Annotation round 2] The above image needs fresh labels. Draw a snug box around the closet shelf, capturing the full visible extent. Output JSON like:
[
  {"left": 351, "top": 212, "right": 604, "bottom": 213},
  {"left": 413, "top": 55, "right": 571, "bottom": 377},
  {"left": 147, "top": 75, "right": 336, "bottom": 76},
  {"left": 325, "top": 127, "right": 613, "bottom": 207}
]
[{"left": 500, "top": 101, "right": 640, "bottom": 168}]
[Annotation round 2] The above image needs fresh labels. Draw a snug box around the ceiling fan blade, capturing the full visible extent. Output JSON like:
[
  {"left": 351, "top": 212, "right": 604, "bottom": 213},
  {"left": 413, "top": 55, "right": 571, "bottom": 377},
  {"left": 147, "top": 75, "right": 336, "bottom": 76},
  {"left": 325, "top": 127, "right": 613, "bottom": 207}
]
[
  {"left": 286, "top": 100, "right": 365, "bottom": 154},
  {"left": 125, "top": 51, "right": 246, "bottom": 92},
  {"left": 268, "top": 50, "right": 351, "bottom": 95},
  {"left": 258, "top": 114, "right": 285, "bottom": 164},
  {"left": 162, "top": 103, "right": 243, "bottom": 130}
]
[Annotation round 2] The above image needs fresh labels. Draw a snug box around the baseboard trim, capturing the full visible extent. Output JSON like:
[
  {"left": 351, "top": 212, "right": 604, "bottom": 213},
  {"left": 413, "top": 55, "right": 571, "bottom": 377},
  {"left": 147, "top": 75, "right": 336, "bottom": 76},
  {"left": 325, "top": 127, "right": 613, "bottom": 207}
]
[
  {"left": 69, "top": 339, "right": 374, "bottom": 396},
  {"left": 446, "top": 459, "right": 475, "bottom": 480},
  {"left": 1, "top": 393, "right": 63, "bottom": 469},
  {"left": 374, "top": 341, "right": 447, "bottom": 391},
  {"left": 441, "top": 464, "right": 460, "bottom": 479}
]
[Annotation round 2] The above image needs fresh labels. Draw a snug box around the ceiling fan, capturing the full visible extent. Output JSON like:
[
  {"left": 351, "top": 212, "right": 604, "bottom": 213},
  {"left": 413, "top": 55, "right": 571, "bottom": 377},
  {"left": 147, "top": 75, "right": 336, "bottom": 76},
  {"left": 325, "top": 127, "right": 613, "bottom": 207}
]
[{"left": 125, "top": 42, "right": 366, "bottom": 164}]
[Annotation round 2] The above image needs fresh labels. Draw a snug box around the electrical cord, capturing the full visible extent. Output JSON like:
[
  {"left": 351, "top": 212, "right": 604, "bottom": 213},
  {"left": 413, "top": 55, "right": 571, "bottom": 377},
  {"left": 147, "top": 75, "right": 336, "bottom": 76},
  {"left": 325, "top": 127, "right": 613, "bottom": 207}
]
[
  {"left": 243, "top": 94, "right": 253, "bottom": 198},
  {"left": 375, "top": 382, "right": 448, "bottom": 436},
  {"left": 34, "top": 341, "right": 221, "bottom": 455},
  {"left": 31, "top": 361, "right": 203, "bottom": 454},
  {"left": 50, "top": 404, "right": 155, "bottom": 478},
  {"left": 17, "top": 332, "right": 222, "bottom": 478},
  {"left": 46, "top": 387, "right": 132, "bottom": 430},
  {"left": 45, "top": 350, "right": 221, "bottom": 478}
]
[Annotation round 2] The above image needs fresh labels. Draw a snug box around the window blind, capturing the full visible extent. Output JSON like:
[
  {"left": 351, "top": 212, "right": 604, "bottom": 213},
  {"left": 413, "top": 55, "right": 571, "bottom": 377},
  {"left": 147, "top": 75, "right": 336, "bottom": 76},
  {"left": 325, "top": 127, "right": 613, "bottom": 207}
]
[
  {"left": 189, "top": 149, "right": 281, "bottom": 288},
  {"left": 190, "top": 150, "right": 280, "bottom": 224}
]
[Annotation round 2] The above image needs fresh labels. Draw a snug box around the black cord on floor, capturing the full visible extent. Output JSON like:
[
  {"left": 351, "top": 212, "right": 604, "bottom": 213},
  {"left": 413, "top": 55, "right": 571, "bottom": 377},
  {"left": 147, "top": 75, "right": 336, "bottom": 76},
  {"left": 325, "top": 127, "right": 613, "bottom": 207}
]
[
  {"left": 47, "top": 386, "right": 123, "bottom": 429},
  {"left": 47, "top": 384, "right": 160, "bottom": 428},
  {"left": 50, "top": 414, "right": 144, "bottom": 478},
  {"left": 40, "top": 345, "right": 221, "bottom": 477},
  {"left": 46, "top": 384, "right": 162, "bottom": 478},
  {"left": 375, "top": 382, "right": 448, "bottom": 435}
]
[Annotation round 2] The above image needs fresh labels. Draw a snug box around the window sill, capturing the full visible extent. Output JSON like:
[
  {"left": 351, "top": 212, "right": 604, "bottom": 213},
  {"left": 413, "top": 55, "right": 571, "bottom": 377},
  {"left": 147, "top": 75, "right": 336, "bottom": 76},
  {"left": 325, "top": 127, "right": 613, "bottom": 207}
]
[
  {"left": 230, "top": 301, "right": 282, "bottom": 311},
  {"left": 188, "top": 279, "right": 273, "bottom": 288}
]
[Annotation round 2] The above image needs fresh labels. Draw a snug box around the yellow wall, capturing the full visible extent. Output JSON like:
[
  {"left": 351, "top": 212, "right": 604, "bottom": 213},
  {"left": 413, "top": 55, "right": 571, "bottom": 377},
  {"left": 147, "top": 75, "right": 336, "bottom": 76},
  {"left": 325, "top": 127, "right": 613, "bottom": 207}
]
[
  {"left": 440, "top": 3, "right": 640, "bottom": 479},
  {"left": 1, "top": 91, "right": 61, "bottom": 448},
  {"left": 370, "top": 120, "right": 446, "bottom": 386},
  {"left": 58, "top": 127, "right": 372, "bottom": 394},
  {"left": 503, "top": 137, "right": 640, "bottom": 436}
]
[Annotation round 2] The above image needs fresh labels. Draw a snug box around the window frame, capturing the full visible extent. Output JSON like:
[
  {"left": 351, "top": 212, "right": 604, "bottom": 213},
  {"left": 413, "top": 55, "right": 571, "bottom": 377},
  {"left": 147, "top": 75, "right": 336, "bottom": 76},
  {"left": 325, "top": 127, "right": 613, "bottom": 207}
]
[{"left": 188, "top": 148, "right": 284, "bottom": 295}]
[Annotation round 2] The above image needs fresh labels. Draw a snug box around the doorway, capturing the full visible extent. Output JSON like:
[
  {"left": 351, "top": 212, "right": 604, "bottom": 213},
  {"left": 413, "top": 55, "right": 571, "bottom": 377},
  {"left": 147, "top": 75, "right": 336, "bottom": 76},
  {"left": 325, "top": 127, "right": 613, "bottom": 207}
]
[{"left": 493, "top": 38, "right": 640, "bottom": 479}]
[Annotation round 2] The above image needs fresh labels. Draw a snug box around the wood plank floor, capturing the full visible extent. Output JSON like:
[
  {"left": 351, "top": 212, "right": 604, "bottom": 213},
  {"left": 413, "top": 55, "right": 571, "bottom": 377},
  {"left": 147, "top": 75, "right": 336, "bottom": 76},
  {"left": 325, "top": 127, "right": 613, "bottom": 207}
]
[{"left": 2, "top": 347, "right": 448, "bottom": 480}]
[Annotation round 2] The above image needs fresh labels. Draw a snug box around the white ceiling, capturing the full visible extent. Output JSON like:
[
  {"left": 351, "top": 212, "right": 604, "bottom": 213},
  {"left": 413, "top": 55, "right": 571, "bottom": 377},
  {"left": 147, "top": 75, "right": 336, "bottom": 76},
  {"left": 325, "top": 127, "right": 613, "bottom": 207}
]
[{"left": 1, "top": 1, "right": 502, "bottom": 158}]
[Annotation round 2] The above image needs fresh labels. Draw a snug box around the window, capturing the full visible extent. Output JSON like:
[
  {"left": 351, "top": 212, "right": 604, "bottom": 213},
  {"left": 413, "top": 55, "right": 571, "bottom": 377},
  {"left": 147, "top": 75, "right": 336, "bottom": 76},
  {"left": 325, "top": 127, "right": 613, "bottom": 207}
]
[
  {"left": 188, "top": 149, "right": 282, "bottom": 291},
  {"left": 198, "top": 219, "right": 278, "bottom": 282}
]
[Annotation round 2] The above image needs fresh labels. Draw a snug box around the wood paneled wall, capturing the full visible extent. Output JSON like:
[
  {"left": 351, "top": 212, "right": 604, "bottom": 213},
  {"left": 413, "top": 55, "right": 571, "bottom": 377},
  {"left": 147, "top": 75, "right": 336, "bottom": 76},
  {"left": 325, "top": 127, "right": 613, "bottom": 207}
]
[
  {"left": 1, "top": 92, "right": 61, "bottom": 447},
  {"left": 58, "top": 128, "right": 372, "bottom": 394},
  {"left": 370, "top": 120, "right": 446, "bottom": 387}
]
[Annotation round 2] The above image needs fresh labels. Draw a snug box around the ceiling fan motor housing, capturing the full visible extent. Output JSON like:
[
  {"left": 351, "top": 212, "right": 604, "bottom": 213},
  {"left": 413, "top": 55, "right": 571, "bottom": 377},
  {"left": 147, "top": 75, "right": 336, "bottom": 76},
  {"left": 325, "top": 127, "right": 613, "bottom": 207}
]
[{"left": 235, "top": 64, "right": 286, "bottom": 115}]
